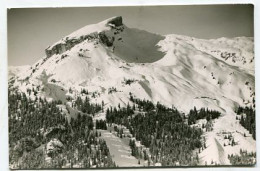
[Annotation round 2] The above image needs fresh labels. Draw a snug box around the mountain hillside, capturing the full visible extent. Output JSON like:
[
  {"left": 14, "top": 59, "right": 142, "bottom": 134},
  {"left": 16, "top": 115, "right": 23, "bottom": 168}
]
[
  {"left": 8, "top": 65, "right": 30, "bottom": 79},
  {"left": 9, "top": 16, "right": 255, "bottom": 166}
]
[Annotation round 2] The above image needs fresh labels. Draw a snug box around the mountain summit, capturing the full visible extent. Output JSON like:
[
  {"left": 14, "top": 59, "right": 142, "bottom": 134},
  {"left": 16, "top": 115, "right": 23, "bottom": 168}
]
[{"left": 45, "top": 16, "right": 123, "bottom": 57}]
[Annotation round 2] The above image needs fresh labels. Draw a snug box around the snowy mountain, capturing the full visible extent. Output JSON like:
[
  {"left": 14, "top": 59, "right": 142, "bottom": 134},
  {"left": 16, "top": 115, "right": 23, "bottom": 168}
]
[
  {"left": 8, "top": 65, "right": 30, "bottom": 79},
  {"left": 8, "top": 16, "right": 255, "bottom": 165}
]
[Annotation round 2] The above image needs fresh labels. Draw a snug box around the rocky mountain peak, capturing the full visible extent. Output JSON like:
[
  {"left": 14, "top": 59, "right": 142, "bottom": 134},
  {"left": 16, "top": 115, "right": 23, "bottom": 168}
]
[
  {"left": 44, "top": 16, "right": 124, "bottom": 58},
  {"left": 105, "top": 16, "right": 123, "bottom": 27}
]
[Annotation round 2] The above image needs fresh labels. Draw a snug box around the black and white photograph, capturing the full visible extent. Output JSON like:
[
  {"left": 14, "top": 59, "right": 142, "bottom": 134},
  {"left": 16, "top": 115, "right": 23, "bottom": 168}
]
[{"left": 7, "top": 4, "right": 256, "bottom": 169}]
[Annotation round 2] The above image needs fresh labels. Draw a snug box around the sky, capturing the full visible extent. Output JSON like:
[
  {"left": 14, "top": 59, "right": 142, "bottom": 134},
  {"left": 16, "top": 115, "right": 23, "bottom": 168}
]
[{"left": 8, "top": 5, "right": 254, "bottom": 66}]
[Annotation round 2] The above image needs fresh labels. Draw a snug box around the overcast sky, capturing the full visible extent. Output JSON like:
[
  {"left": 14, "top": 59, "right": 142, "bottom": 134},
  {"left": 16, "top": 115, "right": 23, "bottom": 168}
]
[{"left": 8, "top": 5, "right": 253, "bottom": 66}]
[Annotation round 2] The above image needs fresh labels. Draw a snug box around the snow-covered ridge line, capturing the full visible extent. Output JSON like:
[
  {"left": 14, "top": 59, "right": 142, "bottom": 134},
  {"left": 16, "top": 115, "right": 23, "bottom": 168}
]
[
  {"left": 45, "top": 16, "right": 123, "bottom": 58},
  {"left": 157, "top": 34, "right": 254, "bottom": 71}
]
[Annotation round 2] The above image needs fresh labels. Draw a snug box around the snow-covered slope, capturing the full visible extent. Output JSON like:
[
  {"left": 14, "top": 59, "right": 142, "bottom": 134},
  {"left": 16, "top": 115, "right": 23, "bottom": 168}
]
[
  {"left": 8, "top": 65, "right": 30, "bottom": 79},
  {"left": 9, "top": 16, "right": 255, "bottom": 165}
]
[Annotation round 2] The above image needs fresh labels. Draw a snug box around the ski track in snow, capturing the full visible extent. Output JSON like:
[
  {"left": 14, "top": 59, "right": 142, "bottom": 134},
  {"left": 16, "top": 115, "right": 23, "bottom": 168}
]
[{"left": 214, "top": 138, "right": 226, "bottom": 165}]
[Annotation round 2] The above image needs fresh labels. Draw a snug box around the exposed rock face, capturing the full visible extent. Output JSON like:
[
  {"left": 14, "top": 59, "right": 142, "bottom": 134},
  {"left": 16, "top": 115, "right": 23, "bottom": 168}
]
[
  {"left": 44, "top": 16, "right": 123, "bottom": 58},
  {"left": 45, "top": 34, "right": 98, "bottom": 58},
  {"left": 98, "top": 31, "right": 115, "bottom": 47},
  {"left": 106, "top": 16, "right": 123, "bottom": 27}
]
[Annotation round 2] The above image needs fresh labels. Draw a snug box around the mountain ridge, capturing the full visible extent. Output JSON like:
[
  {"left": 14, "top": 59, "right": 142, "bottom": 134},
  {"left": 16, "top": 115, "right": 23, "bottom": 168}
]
[{"left": 9, "top": 16, "right": 254, "bottom": 111}]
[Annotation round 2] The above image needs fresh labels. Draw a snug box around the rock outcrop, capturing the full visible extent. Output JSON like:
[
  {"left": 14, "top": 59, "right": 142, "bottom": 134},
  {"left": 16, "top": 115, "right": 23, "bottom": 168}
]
[
  {"left": 45, "top": 16, "right": 123, "bottom": 58},
  {"left": 106, "top": 16, "right": 123, "bottom": 27},
  {"left": 98, "top": 31, "right": 115, "bottom": 47},
  {"left": 45, "top": 34, "right": 98, "bottom": 58}
]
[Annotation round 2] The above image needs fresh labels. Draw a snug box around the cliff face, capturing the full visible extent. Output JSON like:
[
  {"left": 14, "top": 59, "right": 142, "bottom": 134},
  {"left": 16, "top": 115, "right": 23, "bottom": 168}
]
[
  {"left": 106, "top": 16, "right": 123, "bottom": 27},
  {"left": 45, "top": 16, "right": 123, "bottom": 57},
  {"left": 45, "top": 34, "right": 98, "bottom": 57}
]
